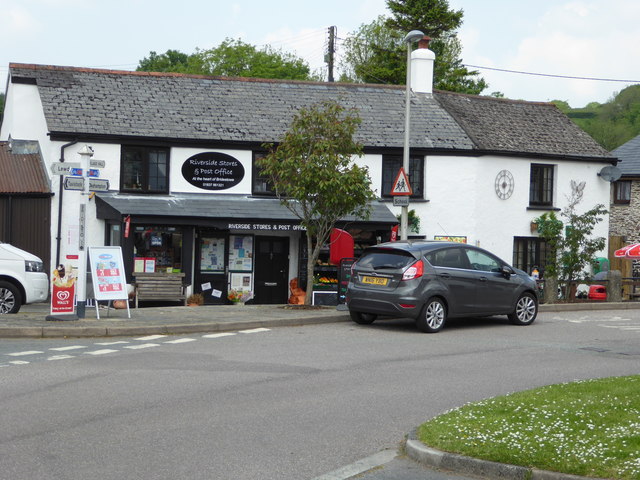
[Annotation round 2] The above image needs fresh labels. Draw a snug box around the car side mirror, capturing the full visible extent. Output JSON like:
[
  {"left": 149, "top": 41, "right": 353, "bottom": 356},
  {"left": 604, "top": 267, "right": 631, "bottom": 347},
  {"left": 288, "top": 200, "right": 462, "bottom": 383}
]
[{"left": 501, "top": 265, "right": 514, "bottom": 277}]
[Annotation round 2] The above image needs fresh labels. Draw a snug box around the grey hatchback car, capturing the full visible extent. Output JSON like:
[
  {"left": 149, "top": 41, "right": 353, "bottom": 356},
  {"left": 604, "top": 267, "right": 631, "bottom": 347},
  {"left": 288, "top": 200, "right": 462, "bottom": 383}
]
[{"left": 346, "top": 240, "right": 538, "bottom": 333}]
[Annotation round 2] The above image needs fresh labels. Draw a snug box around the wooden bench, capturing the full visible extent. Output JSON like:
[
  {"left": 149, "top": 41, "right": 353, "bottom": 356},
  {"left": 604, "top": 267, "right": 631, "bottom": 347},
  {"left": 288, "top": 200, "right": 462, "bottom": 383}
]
[{"left": 133, "top": 272, "right": 186, "bottom": 308}]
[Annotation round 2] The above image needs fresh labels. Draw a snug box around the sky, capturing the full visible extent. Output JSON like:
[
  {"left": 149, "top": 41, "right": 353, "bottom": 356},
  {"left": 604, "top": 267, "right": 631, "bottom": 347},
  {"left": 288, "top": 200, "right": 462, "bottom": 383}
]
[{"left": 1, "top": 0, "right": 639, "bottom": 108}]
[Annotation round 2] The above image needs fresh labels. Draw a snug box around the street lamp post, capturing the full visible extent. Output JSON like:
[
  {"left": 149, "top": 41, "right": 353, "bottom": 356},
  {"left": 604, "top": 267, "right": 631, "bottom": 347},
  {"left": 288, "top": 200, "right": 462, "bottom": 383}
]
[{"left": 401, "top": 30, "right": 424, "bottom": 241}]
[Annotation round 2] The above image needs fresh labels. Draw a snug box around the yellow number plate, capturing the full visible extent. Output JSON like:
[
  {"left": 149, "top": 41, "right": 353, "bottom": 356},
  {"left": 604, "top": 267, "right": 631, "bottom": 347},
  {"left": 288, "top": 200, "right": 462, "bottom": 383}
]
[{"left": 362, "top": 276, "right": 389, "bottom": 286}]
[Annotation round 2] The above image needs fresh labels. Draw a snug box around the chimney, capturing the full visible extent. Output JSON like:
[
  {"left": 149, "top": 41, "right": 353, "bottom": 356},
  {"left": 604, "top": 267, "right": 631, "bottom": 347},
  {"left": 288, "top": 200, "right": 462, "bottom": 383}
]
[{"left": 411, "top": 36, "right": 435, "bottom": 94}]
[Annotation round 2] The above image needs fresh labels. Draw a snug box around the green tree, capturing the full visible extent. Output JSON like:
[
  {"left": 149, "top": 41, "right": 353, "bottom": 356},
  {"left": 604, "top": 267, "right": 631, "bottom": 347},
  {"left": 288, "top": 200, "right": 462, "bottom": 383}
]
[
  {"left": 137, "top": 49, "right": 198, "bottom": 73},
  {"left": 535, "top": 181, "right": 607, "bottom": 301},
  {"left": 340, "top": 0, "right": 487, "bottom": 94},
  {"left": 137, "top": 39, "right": 319, "bottom": 81},
  {"left": 195, "top": 38, "right": 312, "bottom": 80},
  {"left": 258, "top": 100, "right": 376, "bottom": 304}
]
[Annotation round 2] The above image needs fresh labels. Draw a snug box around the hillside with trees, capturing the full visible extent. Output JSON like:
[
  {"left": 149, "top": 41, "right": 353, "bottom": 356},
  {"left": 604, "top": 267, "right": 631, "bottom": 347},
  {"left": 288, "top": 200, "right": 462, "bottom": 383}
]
[{"left": 552, "top": 85, "right": 640, "bottom": 151}]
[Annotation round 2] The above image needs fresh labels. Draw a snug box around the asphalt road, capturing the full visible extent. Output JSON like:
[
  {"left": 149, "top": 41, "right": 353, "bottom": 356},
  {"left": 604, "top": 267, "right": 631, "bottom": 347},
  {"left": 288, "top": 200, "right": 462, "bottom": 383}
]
[{"left": 1, "top": 309, "right": 639, "bottom": 480}]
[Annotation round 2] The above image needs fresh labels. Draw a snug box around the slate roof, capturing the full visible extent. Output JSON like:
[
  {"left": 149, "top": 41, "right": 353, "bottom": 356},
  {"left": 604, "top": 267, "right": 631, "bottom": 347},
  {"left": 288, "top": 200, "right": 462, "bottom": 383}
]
[
  {"left": 95, "top": 193, "right": 398, "bottom": 226},
  {"left": 0, "top": 140, "right": 50, "bottom": 194},
  {"left": 612, "top": 135, "right": 640, "bottom": 176},
  {"left": 7, "top": 63, "right": 614, "bottom": 161}
]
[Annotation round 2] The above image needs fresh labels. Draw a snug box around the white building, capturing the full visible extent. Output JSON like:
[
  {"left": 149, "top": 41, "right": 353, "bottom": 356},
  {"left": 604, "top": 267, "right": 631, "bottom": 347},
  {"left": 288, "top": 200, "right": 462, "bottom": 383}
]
[{"left": 0, "top": 41, "right": 615, "bottom": 305}]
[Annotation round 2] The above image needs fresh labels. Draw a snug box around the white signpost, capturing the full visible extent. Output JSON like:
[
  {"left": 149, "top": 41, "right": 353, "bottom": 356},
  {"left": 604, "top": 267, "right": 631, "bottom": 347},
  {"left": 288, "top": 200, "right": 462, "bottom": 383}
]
[{"left": 51, "top": 162, "right": 81, "bottom": 175}]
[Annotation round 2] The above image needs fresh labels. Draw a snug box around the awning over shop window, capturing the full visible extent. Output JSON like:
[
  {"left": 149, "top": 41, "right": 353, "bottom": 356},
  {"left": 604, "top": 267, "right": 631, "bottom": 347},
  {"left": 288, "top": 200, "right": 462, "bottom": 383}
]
[{"left": 95, "top": 193, "right": 399, "bottom": 230}]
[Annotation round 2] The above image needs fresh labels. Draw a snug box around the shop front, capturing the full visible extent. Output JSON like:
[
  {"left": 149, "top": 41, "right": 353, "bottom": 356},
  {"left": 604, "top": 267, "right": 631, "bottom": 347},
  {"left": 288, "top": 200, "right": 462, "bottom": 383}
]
[{"left": 95, "top": 193, "right": 397, "bottom": 305}]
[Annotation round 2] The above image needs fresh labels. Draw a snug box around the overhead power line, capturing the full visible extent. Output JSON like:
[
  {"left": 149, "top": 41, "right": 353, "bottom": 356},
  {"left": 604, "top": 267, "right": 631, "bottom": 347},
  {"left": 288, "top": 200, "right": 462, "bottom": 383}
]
[{"left": 463, "top": 64, "right": 640, "bottom": 84}]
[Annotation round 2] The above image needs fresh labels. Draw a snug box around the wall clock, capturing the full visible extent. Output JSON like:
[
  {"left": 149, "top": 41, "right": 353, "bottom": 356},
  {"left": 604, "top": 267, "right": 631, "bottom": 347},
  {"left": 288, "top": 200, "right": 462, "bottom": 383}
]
[{"left": 495, "top": 170, "right": 514, "bottom": 200}]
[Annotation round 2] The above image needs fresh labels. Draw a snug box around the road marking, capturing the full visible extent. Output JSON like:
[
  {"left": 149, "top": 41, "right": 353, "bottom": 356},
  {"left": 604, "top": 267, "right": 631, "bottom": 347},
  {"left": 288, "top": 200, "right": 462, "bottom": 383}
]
[
  {"left": 95, "top": 341, "right": 130, "bottom": 345},
  {"left": 48, "top": 355, "right": 75, "bottom": 361},
  {"left": 310, "top": 449, "right": 397, "bottom": 480},
  {"left": 239, "top": 328, "right": 271, "bottom": 334},
  {"left": 136, "top": 335, "right": 166, "bottom": 341},
  {"left": 202, "top": 333, "right": 237, "bottom": 338},
  {"left": 123, "top": 343, "right": 160, "bottom": 350},
  {"left": 84, "top": 349, "right": 119, "bottom": 355},
  {"left": 163, "top": 338, "right": 196, "bottom": 344},
  {"left": 7, "top": 351, "right": 43, "bottom": 356},
  {"left": 9, "top": 360, "right": 30, "bottom": 365},
  {"left": 49, "top": 346, "right": 86, "bottom": 351}
]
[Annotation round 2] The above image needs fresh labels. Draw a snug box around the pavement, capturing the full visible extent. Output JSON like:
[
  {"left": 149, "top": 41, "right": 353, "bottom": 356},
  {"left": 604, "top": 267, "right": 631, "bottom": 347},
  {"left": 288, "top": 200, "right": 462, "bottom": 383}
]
[{"left": 2, "top": 300, "right": 632, "bottom": 480}]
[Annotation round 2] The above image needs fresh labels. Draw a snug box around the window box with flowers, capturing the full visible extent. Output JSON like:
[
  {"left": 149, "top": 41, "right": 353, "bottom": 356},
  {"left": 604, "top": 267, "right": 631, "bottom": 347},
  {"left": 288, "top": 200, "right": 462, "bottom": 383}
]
[{"left": 227, "top": 289, "right": 253, "bottom": 305}]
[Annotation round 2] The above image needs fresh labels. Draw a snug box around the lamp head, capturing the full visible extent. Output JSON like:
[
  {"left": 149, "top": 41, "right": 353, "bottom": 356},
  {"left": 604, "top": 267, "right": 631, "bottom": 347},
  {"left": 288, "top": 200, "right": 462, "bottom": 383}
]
[{"left": 404, "top": 30, "right": 425, "bottom": 44}]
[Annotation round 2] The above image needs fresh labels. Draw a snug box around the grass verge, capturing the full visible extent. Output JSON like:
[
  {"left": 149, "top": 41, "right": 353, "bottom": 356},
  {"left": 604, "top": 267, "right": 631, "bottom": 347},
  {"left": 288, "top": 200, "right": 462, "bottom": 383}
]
[{"left": 417, "top": 375, "right": 640, "bottom": 479}]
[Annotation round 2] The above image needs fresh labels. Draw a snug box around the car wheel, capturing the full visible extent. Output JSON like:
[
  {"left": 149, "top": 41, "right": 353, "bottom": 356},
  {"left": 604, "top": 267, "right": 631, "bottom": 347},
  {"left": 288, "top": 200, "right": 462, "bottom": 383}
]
[
  {"left": 349, "top": 311, "right": 377, "bottom": 325},
  {"left": 508, "top": 292, "right": 537, "bottom": 325},
  {"left": 0, "top": 281, "right": 21, "bottom": 314},
  {"left": 416, "top": 297, "right": 446, "bottom": 333}
]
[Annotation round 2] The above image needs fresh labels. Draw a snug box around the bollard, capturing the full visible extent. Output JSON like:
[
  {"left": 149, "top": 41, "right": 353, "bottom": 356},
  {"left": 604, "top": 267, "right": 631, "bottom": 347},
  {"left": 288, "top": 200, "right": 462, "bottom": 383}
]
[{"left": 607, "top": 270, "right": 622, "bottom": 302}]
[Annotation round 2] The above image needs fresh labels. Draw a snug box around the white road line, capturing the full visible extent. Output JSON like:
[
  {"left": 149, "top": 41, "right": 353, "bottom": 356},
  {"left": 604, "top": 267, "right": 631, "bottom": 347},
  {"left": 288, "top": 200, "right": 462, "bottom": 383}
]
[
  {"left": 49, "top": 346, "right": 87, "bottom": 351},
  {"left": 95, "top": 341, "right": 130, "bottom": 345},
  {"left": 135, "top": 335, "right": 166, "bottom": 341},
  {"left": 9, "top": 360, "right": 30, "bottom": 365},
  {"left": 163, "top": 338, "right": 196, "bottom": 344},
  {"left": 239, "top": 328, "right": 271, "bottom": 334},
  {"left": 84, "top": 349, "right": 119, "bottom": 355},
  {"left": 47, "top": 355, "right": 75, "bottom": 361},
  {"left": 310, "top": 449, "right": 397, "bottom": 480},
  {"left": 123, "top": 343, "right": 160, "bottom": 350},
  {"left": 202, "top": 333, "right": 237, "bottom": 338},
  {"left": 7, "top": 351, "right": 43, "bottom": 356}
]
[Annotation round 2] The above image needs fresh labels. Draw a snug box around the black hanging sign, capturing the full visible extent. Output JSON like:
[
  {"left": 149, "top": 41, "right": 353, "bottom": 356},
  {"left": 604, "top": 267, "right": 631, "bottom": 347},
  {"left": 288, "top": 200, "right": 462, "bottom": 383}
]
[{"left": 181, "top": 152, "right": 245, "bottom": 190}]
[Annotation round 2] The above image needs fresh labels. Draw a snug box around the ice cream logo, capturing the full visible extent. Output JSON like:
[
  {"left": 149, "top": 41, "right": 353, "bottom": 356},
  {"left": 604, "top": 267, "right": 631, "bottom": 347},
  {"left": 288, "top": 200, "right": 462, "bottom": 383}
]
[{"left": 56, "top": 291, "right": 70, "bottom": 301}]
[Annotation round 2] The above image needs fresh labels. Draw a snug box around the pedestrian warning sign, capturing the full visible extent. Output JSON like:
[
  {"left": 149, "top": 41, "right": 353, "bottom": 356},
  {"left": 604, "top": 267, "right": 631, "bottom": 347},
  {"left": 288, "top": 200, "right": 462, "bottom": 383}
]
[{"left": 390, "top": 167, "right": 412, "bottom": 196}]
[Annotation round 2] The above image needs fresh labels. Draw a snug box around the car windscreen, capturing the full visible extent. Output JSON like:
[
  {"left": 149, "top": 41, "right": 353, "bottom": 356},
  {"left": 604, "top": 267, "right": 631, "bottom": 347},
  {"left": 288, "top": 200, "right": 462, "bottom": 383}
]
[{"left": 356, "top": 250, "right": 416, "bottom": 270}]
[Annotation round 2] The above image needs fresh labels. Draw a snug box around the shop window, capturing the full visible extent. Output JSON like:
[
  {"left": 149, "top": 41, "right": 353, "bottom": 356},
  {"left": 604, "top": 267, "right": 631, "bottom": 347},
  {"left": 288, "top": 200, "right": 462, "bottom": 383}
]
[
  {"left": 133, "top": 226, "right": 183, "bottom": 272},
  {"left": 381, "top": 155, "right": 424, "bottom": 199},
  {"left": 121, "top": 146, "right": 169, "bottom": 193},
  {"left": 513, "top": 236, "right": 548, "bottom": 277},
  {"left": 252, "top": 152, "right": 276, "bottom": 196},
  {"left": 613, "top": 180, "right": 631, "bottom": 204},
  {"left": 529, "top": 164, "right": 554, "bottom": 207}
]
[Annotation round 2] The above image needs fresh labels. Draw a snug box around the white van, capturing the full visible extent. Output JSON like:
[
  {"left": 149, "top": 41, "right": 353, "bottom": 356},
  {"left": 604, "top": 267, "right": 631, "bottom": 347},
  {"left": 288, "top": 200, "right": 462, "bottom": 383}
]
[{"left": 0, "top": 243, "right": 49, "bottom": 313}]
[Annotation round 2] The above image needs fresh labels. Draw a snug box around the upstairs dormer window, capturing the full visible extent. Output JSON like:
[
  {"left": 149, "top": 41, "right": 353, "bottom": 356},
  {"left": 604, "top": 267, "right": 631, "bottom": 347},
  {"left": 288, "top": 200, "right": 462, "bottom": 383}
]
[{"left": 120, "top": 146, "right": 169, "bottom": 193}]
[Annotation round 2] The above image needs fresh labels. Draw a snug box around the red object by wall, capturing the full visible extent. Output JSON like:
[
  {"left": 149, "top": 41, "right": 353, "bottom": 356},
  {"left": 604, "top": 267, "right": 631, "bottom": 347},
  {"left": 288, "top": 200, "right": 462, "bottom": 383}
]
[{"left": 330, "top": 228, "right": 354, "bottom": 265}]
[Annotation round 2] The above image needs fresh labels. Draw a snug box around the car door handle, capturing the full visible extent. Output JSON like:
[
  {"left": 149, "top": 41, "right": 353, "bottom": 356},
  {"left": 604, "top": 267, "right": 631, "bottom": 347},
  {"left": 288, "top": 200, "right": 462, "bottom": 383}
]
[
  {"left": 479, "top": 277, "right": 488, "bottom": 282},
  {"left": 439, "top": 273, "right": 451, "bottom": 278}
]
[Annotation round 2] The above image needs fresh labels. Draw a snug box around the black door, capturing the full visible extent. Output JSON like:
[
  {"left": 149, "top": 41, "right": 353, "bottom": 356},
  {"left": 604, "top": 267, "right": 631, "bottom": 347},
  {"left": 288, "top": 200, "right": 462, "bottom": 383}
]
[
  {"left": 254, "top": 236, "right": 289, "bottom": 304},
  {"left": 195, "top": 232, "right": 227, "bottom": 305}
]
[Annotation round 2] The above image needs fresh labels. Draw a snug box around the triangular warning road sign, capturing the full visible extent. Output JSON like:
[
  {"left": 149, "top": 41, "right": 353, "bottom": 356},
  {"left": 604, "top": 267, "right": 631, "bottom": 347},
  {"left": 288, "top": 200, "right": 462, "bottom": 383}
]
[{"left": 391, "top": 167, "right": 413, "bottom": 196}]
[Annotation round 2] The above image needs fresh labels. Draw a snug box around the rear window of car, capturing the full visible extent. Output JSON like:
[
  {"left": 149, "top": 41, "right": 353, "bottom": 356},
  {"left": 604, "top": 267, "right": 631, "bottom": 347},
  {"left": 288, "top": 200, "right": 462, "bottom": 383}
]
[{"left": 356, "top": 249, "right": 416, "bottom": 270}]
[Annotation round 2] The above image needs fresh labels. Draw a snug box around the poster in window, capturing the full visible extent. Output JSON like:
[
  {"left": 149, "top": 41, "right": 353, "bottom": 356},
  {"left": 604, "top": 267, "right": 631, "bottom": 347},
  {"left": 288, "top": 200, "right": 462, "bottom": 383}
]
[
  {"left": 229, "top": 235, "right": 253, "bottom": 271},
  {"left": 200, "top": 237, "right": 225, "bottom": 272},
  {"left": 88, "top": 247, "right": 129, "bottom": 301}
]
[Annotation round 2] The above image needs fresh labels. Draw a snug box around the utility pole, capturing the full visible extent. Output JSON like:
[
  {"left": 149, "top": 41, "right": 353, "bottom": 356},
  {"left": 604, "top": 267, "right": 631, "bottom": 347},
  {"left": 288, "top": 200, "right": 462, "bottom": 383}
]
[{"left": 326, "top": 26, "right": 336, "bottom": 82}]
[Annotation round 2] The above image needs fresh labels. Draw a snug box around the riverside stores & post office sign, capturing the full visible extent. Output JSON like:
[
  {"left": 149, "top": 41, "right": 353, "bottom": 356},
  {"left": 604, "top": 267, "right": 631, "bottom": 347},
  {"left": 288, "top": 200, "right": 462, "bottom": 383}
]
[{"left": 182, "top": 152, "right": 244, "bottom": 190}]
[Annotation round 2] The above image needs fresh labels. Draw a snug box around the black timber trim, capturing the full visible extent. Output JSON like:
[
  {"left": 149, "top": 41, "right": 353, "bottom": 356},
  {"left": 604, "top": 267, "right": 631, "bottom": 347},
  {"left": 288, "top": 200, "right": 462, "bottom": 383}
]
[{"left": 49, "top": 133, "right": 615, "bottom": 164}]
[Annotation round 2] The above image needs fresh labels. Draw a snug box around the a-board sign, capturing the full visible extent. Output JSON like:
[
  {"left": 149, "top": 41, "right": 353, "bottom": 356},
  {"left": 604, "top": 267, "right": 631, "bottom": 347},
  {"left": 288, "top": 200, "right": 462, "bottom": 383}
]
[
  {"left": 88, "top": 246, "right": 129, "bottom": 301},
  {"left": 337, "top": 257, "right": 357, "bottom": 305}
]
